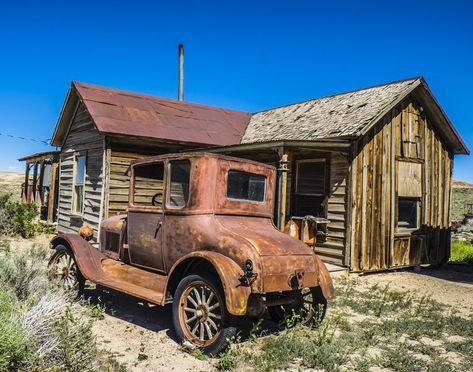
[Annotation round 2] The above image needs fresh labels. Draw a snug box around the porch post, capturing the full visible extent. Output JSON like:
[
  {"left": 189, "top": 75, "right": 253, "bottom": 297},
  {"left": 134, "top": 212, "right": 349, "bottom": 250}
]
[
  {"left": 37, "top": 159, "right": 45, "bottom": 207},
  {"left": 23, "top": 162, "right": 31, "bottom": 203},
  {"left": 276, "top": 148, "right": 289, "bottom": 231},
  {"left": 47, "top": 160, "right": 58, "bottom": 222},
  {"left": 31, "top": 161, "right": 39, "bottom": 204}
]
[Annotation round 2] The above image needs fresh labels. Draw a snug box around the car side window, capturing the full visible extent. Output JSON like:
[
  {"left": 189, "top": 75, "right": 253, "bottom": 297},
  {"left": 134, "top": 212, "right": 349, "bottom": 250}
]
[
  {"left": 133, "top": 162, "right": 165, "bottom": 207},
  {"left": 167, "top": 160, "right": 190, "bottom": 208}
]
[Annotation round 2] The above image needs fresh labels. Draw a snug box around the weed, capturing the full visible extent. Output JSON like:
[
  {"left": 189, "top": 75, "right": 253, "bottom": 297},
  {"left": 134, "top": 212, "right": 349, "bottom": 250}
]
[
  {"left": 451, "top": 239, "right": 473, "bottom": 263},
  {"left": 217, "top": 335, "right": 241, "bottom": 371},
  {"left": 191, "top": 348, "right": 209, "bottom": 361},
  {"left": 137, "top": 343, "right": 148, "bottom": 361},
  {"left": 87, "top": 301, "right": 106, "bottom": 320}
]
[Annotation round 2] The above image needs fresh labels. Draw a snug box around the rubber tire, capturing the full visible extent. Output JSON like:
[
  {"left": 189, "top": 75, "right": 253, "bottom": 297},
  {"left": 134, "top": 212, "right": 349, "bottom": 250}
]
[
  {"left": 172, "top": 274, "right": 236, "bottom": 356},
  {"left": 268, "top": 286, "right": 327, "bottom": 327},
  {"left": 48, "top": 244, "right": 85, "bottom": 298}
]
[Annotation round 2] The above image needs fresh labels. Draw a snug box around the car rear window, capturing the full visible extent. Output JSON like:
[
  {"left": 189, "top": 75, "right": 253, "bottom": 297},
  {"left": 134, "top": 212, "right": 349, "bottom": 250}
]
[{"left": 227, "top": 171, "right": 266, "bottom": 202}]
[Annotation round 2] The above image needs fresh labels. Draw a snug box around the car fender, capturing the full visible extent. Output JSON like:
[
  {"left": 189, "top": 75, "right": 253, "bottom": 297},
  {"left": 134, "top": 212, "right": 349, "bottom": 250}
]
[
  {"left": 50, "top": 234, "right": 105, "bottom": 282},
  {"left": 167, "top": 251, "right": 251, "bottom": 316},
  {"left": 314, "top": 255, "right": 335, "bottom": 300}
]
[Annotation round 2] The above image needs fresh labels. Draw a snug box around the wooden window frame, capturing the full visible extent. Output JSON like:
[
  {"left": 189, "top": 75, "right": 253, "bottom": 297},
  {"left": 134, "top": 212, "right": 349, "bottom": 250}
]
[
  {"left": 396, "top": 196, "right": 421, "bottom": 232},
  {"left": 129, "top": 161, "right": 165, "bottom": 210},
  {"left": 71, "top": 152, "right": 87, "bottom": 217},
  {"left": 166, "top": 160, "right": 191, "bottom": 210}
]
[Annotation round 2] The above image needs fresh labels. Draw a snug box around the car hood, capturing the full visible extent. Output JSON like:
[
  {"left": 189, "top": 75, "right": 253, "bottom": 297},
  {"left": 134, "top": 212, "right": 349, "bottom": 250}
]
[{"left": 216, "top": 215, "right": 314, "bottom": 257}]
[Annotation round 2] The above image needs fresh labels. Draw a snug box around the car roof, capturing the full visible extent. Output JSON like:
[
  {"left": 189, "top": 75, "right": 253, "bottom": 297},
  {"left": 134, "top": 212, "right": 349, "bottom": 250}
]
[{"left": 130, "top": 152, "right": 276, "bottom": 171}]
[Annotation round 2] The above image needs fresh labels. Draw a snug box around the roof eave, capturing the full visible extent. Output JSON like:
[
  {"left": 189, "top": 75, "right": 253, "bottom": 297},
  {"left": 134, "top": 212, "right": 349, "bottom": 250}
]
[
  {"left": 415, "top": 78, "right": 469, "bottom": 155},
  {"left": 201, "top": 139, "right": 353, "bottom": 153},
  {"left": 50, "top": 83, "right": 80, "bottom": 147},
  {"left": 358, "top": 78, "right": 469, "bottom": 155}
]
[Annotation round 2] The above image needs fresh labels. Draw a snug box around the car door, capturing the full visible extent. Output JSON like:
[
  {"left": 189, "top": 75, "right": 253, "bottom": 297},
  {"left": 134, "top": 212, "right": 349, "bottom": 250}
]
[{"left": 127, "top": 161, "right": 166, "bottom": 272}]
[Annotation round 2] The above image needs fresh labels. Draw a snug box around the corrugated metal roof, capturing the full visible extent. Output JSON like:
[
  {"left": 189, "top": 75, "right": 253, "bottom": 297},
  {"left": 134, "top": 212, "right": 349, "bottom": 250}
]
[
  {"left": 73, "top": 82, "right": 251, "bottom": 146},
  {"left": 242, "top": 78, "right": 420, "bottom": 143}
]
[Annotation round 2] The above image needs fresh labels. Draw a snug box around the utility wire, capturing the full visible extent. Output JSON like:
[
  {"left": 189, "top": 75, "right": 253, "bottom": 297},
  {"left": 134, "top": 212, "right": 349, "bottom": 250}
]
[{"left": 0, "top": 132, "right": 50, "bottom": 145}]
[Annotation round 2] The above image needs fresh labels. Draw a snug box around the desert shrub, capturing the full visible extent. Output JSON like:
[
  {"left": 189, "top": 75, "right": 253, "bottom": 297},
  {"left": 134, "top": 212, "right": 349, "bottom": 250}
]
[
  {"left": 0, "top": 241, "right": 126, "bottom": 371},
  {"left": 0, "top": 193, "right": 55, "bottom": 238},
  {"left": 0, "top": 290, "right": 31, "bottom": 371},
  {"left": 0, "top": 244, "right": 51, "bottom": 302}
]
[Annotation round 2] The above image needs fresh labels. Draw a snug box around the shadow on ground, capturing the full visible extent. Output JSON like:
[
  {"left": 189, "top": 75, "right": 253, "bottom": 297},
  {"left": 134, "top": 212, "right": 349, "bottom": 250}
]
[
  {"left": 83, "top": 285, "right": 281, "bottom": 345},
  {"left": 416, "top": 263, "right": 473, "bottom": 285}
]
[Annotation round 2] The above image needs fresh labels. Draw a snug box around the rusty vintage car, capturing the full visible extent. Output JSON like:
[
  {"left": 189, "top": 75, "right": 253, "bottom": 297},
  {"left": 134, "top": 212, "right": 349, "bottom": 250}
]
[{"left": 48, "top": 153, "right": 334, "bottom": 354}]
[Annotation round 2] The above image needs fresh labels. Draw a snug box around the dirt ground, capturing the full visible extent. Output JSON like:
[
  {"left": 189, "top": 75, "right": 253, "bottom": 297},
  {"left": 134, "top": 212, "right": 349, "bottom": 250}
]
[
  {"left": 4, "top": 235, "right": 472, "bottom": 371},
  {"left": 357, "top": 265, "right": 473, "bottom": 317},
  {"left": 87, "top": 264, "right": 473, "bottom": 371}
]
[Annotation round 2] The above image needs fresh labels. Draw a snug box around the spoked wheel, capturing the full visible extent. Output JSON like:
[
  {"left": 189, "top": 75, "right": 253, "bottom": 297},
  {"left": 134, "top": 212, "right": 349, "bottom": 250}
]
[
  {"left": 268, "top": 286, "right": 327, "bottom": 327},
  {"left": 48, "top": 245, "right": 85, "bottom": 298},
  {"left": 173, "top": 274, "right": 236, "bottom": 356}
]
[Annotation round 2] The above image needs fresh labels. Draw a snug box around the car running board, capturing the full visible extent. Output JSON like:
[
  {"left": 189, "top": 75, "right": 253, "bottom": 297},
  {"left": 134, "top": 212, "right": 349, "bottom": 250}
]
[{"left": 92, "top": 259, "right": 167, "bottom": 305}]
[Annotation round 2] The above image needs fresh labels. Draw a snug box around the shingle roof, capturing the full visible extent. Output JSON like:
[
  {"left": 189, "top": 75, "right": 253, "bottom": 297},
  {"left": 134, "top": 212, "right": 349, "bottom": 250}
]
[
  {"left": 242, "top": 78, "right": 421, "bottom": 143},
  {"left": 72, "top": 82, "right": 251, "bottom": 146}
]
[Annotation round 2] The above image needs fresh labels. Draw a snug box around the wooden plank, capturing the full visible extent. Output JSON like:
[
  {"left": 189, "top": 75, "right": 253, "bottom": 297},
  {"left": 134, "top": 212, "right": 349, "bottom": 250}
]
[{"left": 397, "top": 161, "right": 422, "bottom": 197}]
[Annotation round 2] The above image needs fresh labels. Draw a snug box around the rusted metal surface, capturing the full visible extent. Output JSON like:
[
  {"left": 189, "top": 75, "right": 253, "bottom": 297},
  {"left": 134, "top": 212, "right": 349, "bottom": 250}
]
[
  {"left": 51, "top": 152, "right": 333, "bottom": 318},
  {"left": 166, "top": 251, "right": 251, "bottom": 316},
  {"left": 70, "top": 82, "right": 251, "bottom": 146}
]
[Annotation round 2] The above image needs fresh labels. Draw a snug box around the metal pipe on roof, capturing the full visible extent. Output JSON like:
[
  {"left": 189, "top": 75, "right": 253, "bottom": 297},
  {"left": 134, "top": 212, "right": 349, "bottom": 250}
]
[{"left": 178, "top": 44, "right": 184, "bottom": 101}]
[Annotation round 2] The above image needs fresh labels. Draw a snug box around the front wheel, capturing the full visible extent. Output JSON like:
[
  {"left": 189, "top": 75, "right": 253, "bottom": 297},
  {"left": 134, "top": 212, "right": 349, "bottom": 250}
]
[
  {"left": 268, "top": 286, "right": 327, "bottom": 327},
  {"left": 172, "top": 274, "right": 236, "bottom": 356},
  {"left": 48, "top": 245, "right": 85, "bottom": 298}
]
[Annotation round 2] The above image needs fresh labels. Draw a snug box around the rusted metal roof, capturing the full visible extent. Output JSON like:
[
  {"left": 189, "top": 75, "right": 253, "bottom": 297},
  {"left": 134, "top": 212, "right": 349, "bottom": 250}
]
[
  {"left": 53, "top": 82, "right": 251, "bottom": 147},
  {"left": 18, "top": 150, "right": 60, "bottom": 162}
]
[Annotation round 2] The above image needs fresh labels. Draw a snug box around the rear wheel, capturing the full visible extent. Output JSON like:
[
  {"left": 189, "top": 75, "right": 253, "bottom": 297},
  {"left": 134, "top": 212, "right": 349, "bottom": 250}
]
[
  {"left": 268, "top": 286, "right": 327, "bottom": 327},
  {"left": 48, "top": 245, "right": 85, "bottom": 298},
  {"left": 172, "top": 274, "right": 236, "bottom": 356}
]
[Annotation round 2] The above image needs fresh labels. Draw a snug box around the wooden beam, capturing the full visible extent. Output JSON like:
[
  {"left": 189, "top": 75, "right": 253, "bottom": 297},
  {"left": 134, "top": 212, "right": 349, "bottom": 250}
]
[
  {"left": 37, "top": 160, "right": 45, "bottom": 207},
  {"left": 276, "top": 148, "right": 289, "bottom": 230},
  {"left": 31, "top": 162, "right": 39, "bottom": 204},
  {"left": 47, "top": 161, "right": 58, "bottom": 222},
  {"left": 22, "top": 162, "right": 31, "bottom": 203}
]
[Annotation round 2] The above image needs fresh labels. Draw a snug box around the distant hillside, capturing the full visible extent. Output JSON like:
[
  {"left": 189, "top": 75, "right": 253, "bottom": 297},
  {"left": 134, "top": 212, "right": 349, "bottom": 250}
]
[
  {"left": 452, "top": 180, "right": 473, "bottom": 189},
  {"left": 0, "top": 172, "right": 24, "bottom": 200},
  {"left": 452, "top": 180, "right": 473, "bottom": 221}
]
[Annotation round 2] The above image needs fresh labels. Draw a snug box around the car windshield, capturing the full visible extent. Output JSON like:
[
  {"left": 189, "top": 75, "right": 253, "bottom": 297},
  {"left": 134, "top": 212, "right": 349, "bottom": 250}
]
[{"left": 227, "top": 170, "right": 266, "bottom": 202}]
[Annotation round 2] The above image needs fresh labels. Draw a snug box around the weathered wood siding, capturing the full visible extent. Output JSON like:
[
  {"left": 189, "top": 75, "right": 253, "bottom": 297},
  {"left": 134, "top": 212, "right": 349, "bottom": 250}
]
[
  {"left": 106, "top": 149, "right": 155, "bottom": 216},
  {"left": 57, "top": 103, "right": 104, "bottom": 242},
  {"left": 349, "top": 100, "right": 453, "bottom": 271},
  {"left": 314, "top": 152, "right": 349, "bottom": 265}
]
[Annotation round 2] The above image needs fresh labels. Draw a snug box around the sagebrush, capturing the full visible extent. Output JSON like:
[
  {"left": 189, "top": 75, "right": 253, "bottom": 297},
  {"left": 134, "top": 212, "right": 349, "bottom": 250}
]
[
  {"left": 0, "top": 193, "right": 55, "bottom": 238},
  {"left": 0, "top": 242, "right": 125, "bottom": 371}
]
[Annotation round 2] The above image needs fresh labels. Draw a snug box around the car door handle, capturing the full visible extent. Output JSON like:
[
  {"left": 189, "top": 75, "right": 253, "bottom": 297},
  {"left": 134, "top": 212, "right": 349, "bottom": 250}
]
[{"left": 154, "top": 221, "right": 162, "bottom": 239}]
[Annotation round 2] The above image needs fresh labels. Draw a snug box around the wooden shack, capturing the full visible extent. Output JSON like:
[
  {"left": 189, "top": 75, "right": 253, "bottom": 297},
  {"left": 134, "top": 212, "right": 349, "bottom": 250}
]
[
  {"left": 37, "top": 77, "right": 468, "bottom": 272},
  {"left": 19, "top": 151, "right": 60, "bottom": 222},
  {"left": 48, "top": 82, "right": 250, "bottom": 244},
  {"left": 210, "top": 78, "right": 469, "bottom": 271}
]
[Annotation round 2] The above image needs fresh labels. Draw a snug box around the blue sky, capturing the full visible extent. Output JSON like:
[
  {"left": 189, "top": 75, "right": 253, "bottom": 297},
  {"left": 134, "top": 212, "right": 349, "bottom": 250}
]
[{"left": 0, "top": 0, "right": 472, "bottom": 181}]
